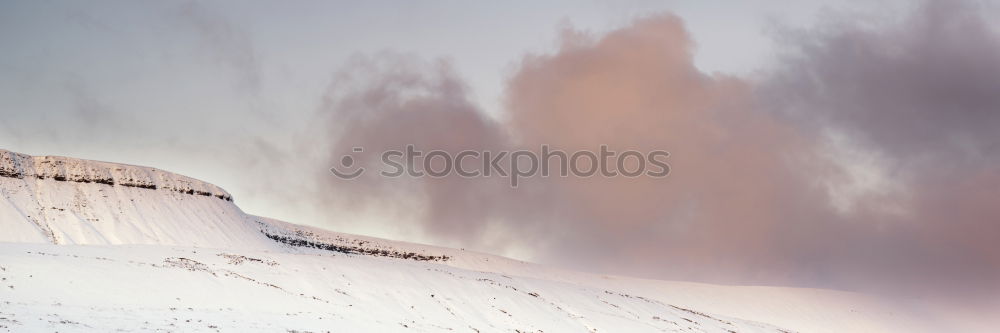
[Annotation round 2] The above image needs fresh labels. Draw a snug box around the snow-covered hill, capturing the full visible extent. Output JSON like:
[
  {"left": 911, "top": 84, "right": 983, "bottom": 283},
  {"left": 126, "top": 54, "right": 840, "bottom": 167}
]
[
  {"left": 0, "top": 149, "right": 972, "bottom": 332},
  {"left": 0, "top": 149, "right": 267, "bottom": 248}
]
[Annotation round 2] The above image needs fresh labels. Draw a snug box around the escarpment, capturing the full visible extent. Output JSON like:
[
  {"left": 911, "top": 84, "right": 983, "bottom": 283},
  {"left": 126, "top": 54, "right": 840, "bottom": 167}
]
[
  {"left": 0, "top": 149, "right": 270, "bottom": 248},
  {"left": 1, "top": 149, "right": 232, "bottom": 201},
  {"left": 0, "top": 149, "right": 466, "bottom": 262}
]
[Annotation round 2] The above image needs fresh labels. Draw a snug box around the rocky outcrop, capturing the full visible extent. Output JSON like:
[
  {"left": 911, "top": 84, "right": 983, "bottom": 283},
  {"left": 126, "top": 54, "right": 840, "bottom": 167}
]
[{"left": 256, "top": 218, "right": 456, "bottom": 262}]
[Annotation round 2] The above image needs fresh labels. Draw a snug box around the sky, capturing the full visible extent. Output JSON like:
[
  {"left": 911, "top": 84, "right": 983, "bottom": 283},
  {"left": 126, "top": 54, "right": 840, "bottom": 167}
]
[
  {"left": 0, "top": 0, "right": 854, "bottom": 240},
  {"left": 2, "top": 0, "right": 999, "bottom": 305}
]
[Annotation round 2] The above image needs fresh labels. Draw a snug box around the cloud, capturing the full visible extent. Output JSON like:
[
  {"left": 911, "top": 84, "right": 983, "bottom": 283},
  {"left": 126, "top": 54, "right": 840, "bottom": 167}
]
[
  {"left": 315, "top": 53, "right": 534, "bottom": 249},
  {"left": 500, "top": 14, "right": 825, "bottom": 280},
  {"left": 316, "top": 16, "right": 827, "bottom": 284},
  {"left": 759, "top": 0, "right": 1000, "bottom": 295},
  {"left": 315, "top": 1, "right": 1000, "bottom": 304}
]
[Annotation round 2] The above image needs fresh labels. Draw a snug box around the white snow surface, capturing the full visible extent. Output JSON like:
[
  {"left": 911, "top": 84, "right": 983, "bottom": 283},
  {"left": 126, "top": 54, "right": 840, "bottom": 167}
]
[{"left": 0, "top": 149, "right": 983, "bottom": 332}]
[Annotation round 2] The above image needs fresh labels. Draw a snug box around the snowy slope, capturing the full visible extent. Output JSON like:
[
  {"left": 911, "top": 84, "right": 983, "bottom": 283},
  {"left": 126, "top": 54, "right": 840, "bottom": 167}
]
[
  {"left": 0, "top": 243, "right": 792, "bottom": 333},
  {"left": 254, "top": 216, "right": 951, "bottom": 333},
  {"left": 0, "top": 149, "right": 972, "bottom": 332}
]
